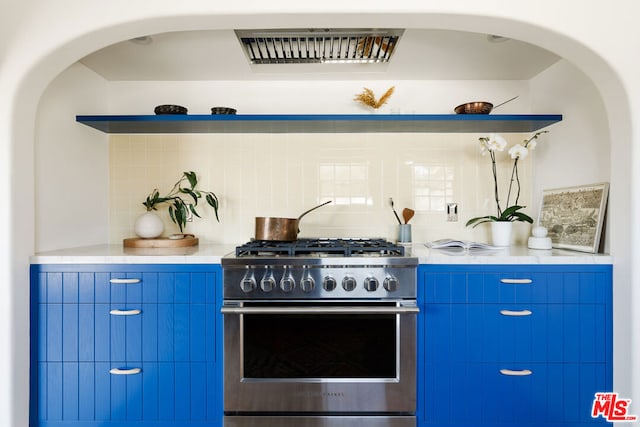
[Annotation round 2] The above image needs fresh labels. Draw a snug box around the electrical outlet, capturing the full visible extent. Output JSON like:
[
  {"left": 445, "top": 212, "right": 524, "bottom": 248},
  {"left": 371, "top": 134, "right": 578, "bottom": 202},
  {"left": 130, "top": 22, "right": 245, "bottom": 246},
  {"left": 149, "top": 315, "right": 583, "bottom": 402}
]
[{"left": 447, "top": 203, "right": 458, "bottom": 222}]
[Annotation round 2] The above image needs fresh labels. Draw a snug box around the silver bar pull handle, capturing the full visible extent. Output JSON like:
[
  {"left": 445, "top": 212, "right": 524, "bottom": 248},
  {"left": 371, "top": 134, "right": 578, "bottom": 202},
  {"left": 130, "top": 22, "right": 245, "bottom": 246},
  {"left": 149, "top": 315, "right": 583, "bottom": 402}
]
[
  {"left": 500, "top": 368, "right": 533, "bottom": 376},
  {"left": 221, "top": 306, "right": 419, "bottom": 315},
  {"left": 500, "top": 278, "right": 533, "bottom": 284},
  {"left": 500, "top": 309, "right": 532, "bottom": 317},
  {"left": 109, "top": 278, "right": 141, "bottom": 284},
  {"left": 109, "top": 309, "right": 142, "bottom": 316},
  {"left": 109, "top": 367, "right": 141, "bottom": 375}
]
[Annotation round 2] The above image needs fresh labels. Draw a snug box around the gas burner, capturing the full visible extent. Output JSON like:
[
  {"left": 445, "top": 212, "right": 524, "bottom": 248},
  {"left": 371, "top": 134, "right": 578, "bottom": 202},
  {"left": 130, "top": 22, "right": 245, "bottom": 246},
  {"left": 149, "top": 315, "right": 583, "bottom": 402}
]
[{"left": 235, "top": 238, "right": 405, "bottom": 257}]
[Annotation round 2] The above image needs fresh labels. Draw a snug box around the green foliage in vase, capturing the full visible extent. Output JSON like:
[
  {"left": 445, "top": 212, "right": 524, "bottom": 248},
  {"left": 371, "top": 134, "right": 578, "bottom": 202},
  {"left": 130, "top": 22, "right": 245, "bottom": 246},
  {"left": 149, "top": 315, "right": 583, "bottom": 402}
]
[{"left": 143, "top": 171, "right": 219, "bottom": 233}]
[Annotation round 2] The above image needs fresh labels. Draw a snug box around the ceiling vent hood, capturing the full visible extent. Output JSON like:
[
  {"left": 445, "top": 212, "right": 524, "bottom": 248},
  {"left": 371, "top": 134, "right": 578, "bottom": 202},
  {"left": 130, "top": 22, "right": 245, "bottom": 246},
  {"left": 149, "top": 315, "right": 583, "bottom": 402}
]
[{"left": 235, "top": 29, "right": 404, "bottom": 64}]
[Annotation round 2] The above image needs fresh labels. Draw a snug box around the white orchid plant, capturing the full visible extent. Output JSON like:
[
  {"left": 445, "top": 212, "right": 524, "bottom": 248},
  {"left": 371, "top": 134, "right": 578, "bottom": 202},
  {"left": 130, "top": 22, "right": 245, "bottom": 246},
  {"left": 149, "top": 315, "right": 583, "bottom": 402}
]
[{"left": 466, "top": 131, "right": 548, "bottom": 227}]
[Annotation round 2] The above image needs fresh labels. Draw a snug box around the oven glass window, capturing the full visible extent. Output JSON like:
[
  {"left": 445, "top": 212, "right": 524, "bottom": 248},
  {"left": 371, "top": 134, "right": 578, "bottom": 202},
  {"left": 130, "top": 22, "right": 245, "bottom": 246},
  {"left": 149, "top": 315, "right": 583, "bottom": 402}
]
[{"left": 242, "top": 313, "right": 397, "bottom": 379}]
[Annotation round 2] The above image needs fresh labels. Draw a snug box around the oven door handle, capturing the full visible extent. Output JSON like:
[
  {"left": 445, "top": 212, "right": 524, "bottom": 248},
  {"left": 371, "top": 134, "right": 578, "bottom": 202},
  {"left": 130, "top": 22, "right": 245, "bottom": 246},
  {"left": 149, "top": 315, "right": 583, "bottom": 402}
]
[{"left": 221, "top": 305, "right": 419, "bottom": 315}]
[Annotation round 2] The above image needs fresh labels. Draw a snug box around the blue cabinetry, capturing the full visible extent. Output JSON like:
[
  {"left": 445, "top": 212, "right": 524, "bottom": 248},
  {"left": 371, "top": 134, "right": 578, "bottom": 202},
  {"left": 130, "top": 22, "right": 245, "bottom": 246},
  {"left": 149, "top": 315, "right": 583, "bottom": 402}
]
[
  {"left": 417, "top": 264, "right": 612, "bottom": 427},
  {"left": 31, "top": 262, "right": 613, "bottom": 427},
  {"left": 30, "top": 264, "right": 223, "bottom": 427}
]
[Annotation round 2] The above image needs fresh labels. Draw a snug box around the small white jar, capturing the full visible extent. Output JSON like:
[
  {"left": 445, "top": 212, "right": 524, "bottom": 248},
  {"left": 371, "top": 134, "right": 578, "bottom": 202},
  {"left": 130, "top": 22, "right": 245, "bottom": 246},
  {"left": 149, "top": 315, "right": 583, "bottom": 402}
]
[{"left": 134, "top": 211, "right": 164, "bottom": 238}]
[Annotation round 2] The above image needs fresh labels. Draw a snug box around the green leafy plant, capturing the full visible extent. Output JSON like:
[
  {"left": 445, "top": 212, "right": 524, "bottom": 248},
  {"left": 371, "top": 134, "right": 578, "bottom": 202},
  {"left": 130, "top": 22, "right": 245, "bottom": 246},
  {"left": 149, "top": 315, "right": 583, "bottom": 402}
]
[
  {"left": 143, "top": 171, "right": 219, "bottom": 233},
  {"left": 466, "top": 131, "right": 548, "bottom": 228}
]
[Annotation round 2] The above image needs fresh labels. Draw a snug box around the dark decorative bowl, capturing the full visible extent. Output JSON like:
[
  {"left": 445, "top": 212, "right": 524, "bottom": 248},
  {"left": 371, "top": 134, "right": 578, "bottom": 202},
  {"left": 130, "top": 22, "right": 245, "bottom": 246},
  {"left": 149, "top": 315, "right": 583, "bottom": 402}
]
[
  {"left": 154, "top": 104, "right": 188, "bottom": 115},
  {"left": 211, "top": 107, "right": 237, "bottom": 115},
  {"left": 454, "top": 101, "right": 493, "bottom": 114}
]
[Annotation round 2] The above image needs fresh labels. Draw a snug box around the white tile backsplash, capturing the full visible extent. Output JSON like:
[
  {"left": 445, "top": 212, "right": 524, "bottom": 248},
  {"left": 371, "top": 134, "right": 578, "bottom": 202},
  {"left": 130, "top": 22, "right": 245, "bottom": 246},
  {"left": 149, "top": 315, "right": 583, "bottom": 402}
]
[{"left": 109, "top": 132, "right": 533, "bottom": 245}]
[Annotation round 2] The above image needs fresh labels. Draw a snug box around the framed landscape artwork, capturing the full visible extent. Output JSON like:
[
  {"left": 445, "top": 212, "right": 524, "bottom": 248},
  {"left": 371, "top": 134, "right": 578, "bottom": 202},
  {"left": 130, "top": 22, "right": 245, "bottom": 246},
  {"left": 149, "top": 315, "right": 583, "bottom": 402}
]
[{"left": 538, "top": 183, "right": 609, "bottom": 253}]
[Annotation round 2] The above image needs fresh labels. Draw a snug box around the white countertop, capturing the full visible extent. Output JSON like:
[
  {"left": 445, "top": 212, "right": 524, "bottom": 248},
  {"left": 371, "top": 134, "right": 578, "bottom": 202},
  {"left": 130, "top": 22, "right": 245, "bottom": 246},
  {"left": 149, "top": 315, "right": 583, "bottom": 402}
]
[
  {"left": 408, "top": 244, "right": 612, "bottom": 265},
  {"left": 30, "top": 242, "right": 613, "bottom": 265},
  {"left": 30, "top": 243, "right": 236, "bottom": 264}
]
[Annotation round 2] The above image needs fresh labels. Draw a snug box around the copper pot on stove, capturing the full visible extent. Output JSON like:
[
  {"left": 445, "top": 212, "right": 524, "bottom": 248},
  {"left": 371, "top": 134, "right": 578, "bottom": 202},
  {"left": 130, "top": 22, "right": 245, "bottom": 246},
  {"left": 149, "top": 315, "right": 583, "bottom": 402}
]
[{"left": 255, "top": 201, "right": 331, "bottom": 241}]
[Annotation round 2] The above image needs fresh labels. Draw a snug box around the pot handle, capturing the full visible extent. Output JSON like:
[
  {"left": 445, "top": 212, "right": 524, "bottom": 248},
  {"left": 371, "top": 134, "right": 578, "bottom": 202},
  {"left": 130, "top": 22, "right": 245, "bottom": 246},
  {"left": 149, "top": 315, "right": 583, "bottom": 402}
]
[
  {"left": 492, "top": 95, "right": 519, "bottom": 111},
  {"left": 296, "top": 201, "right": 332, "bottom": 232}
]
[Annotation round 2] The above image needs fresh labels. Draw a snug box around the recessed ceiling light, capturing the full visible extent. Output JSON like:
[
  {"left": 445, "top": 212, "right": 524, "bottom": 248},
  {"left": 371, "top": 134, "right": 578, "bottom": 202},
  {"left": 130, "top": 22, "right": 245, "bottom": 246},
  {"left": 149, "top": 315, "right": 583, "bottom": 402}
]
[
  {"left": 129, "top": 36, "right": 153, "bottom": 45},
  {"left": 487, "top": 34, "right": 510, "bottom": 43}
]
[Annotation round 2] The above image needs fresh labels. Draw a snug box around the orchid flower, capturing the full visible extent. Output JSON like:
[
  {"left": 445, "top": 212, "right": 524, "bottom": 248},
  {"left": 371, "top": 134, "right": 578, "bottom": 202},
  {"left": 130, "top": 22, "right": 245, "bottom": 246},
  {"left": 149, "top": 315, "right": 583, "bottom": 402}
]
[
  {"left": 466, "top": 131, "right": 548, "bottom": 227},
  {"left": 508, "top": 144, "right": 528, "bottom": 160},
  {"left": 480, "top": 133, "right": 508, "bottom": 152}
]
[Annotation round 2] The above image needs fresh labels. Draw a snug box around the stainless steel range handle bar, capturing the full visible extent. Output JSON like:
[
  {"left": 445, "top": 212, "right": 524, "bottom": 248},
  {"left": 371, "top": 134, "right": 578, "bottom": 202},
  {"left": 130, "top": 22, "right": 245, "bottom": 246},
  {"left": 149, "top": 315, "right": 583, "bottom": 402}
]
[{"left": 221, "top": 305, "right": 419, "bottom": 315}]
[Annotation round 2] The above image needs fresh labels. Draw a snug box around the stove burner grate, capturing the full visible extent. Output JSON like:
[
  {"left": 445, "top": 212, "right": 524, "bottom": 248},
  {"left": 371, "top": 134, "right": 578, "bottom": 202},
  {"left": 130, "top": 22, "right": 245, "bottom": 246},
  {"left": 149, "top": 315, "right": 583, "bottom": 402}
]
[{"left": 235, "top": 238, "right": 405, "bottom": 257}]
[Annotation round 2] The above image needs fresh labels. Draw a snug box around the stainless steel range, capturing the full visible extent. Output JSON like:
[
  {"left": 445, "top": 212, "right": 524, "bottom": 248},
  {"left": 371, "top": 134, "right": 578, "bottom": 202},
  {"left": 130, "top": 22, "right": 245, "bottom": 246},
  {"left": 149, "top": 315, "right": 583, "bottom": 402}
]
[{"left": 221, "top": 238, "right": 418, "bottom": 427}]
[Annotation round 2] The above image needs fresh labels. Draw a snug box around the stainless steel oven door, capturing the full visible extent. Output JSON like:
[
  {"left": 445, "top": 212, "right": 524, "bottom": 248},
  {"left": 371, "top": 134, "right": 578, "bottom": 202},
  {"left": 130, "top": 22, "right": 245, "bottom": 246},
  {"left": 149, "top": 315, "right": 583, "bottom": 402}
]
[{"left": 221, "top": 300, "right": 418, "bottom": 414}]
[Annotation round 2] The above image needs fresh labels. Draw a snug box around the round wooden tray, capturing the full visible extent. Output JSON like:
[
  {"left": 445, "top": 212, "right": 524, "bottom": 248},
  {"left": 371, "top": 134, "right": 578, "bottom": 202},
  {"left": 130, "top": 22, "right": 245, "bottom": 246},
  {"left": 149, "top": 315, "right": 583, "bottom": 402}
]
[{"left": 123, "top": 235, "right": 199, "bottom": 248}]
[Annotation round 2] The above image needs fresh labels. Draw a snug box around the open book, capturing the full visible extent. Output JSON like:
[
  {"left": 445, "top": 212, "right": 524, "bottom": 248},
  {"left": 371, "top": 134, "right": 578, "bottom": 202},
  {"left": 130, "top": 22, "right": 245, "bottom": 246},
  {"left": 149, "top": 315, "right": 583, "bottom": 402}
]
[{"left": 425, "top": 239, "right": 501, "bottom": 252}]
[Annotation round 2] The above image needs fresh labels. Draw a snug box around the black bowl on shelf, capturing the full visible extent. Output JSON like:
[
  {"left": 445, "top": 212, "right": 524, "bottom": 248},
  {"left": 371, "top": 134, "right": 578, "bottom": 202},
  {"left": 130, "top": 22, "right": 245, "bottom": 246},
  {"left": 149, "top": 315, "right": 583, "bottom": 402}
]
[
  {"left": 154, "top": 104, "right": 188, "bottom": 115},
  {"left": 211, "top": 107, "right": 237, "bottom": 115}
]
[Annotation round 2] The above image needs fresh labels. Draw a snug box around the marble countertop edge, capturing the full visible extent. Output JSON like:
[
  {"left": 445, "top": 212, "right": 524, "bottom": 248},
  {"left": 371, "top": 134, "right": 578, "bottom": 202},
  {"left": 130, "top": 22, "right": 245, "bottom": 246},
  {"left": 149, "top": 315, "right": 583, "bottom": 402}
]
[{"left": 30, "top": 243, "right": 613, "bottom": 265}]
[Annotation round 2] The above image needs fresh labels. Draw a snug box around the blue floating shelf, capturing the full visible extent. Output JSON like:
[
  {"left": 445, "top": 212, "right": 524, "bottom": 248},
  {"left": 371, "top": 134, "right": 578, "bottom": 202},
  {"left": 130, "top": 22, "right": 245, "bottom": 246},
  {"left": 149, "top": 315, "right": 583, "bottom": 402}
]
[{"left": 76, "top": 114, "right": 562, "bottom": 134}]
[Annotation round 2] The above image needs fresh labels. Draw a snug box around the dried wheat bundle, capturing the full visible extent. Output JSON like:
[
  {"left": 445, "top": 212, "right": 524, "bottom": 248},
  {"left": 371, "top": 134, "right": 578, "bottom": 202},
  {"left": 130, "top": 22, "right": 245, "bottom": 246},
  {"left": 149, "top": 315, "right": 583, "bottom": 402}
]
[
  {"left": 376, "top": 86, "right": 395, "bottom": 108},
  {"left": 353, "top": 86, "right": 395, "bottom": 109}
]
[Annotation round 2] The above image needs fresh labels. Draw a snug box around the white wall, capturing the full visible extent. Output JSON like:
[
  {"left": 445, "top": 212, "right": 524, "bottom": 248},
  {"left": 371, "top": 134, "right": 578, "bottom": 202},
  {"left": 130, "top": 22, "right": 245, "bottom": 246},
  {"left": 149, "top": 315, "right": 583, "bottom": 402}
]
[
  {"left": 530, "top": 59, "right": 611, "bottom": 249},
  {"left": 101, "top": 78, "right": 536, "bottom": 246},
  {"left": 106, "top": 79, "right": 531, "bottom": 115},
  {"left": 107, "top": 131, "right": 534, "bottom": 245},
  {"left": 41, "top": 69, "right": 612, "bottom": 250},
  {"left": 35, "top": 63, "right": 110, "bottom": 252}
]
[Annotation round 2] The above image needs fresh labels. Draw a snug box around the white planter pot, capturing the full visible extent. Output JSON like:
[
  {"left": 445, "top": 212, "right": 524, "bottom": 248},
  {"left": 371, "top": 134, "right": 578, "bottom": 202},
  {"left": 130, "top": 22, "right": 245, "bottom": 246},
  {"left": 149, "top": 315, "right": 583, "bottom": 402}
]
[
  {"left": 491, "top": 221, "right": 513, "bottom": 246},
  {"left": 134, "top": 211, "right": 164, "bottom": 238}
]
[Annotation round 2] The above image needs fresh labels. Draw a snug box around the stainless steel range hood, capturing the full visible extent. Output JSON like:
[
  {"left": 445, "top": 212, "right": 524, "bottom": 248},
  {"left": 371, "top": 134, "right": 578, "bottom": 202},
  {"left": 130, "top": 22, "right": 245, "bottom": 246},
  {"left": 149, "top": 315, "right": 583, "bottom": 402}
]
[{"left": 235, "top": 29, "right": 404, "bottom": 64}]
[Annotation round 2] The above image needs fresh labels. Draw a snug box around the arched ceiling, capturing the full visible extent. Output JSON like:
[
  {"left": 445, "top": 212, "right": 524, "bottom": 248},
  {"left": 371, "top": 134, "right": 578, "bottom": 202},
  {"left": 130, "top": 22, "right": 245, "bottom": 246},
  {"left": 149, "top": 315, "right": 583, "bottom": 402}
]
[{"left": 79, "top": 28, "right": 560, "bottom": 81}]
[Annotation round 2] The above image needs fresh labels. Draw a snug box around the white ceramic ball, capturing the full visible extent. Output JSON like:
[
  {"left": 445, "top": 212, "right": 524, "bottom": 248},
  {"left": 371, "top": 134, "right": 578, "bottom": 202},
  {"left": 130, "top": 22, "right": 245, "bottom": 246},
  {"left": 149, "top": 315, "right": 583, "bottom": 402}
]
[
  {"left": 134, "top": 211, "right": 164, "bottom": 238},
  {"left": 532, "top": 225, "right": 548, "bottom": 238}
]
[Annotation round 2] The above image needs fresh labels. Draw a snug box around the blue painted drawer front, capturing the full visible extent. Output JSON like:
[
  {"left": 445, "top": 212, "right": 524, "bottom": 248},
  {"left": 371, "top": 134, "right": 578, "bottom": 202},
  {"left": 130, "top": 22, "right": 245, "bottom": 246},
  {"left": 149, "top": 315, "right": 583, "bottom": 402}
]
[
  {"left": 417, "top": 264, "right": 613, "bottom": 427},
  {"left": 426, "top": 303, "right": 607, "bottom": 363},
  {"left": 38, "top": 362, "right": 217, "bottom": 424},
  {"left": 31, "top": 264, "right": 224, "bottom": 427},
  {"left": 423, "top": 267, "right": 611, "bottom": 304},
  {"left": 423, "top": 362, "right": 608, "bottom": 426}
]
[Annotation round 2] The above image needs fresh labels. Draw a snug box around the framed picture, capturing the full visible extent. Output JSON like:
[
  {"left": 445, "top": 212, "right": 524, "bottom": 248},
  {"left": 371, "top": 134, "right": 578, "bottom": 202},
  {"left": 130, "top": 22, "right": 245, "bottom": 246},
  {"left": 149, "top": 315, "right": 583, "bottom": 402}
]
[{"left": 538, "top": 183, "right": 609, "bottom": 253}]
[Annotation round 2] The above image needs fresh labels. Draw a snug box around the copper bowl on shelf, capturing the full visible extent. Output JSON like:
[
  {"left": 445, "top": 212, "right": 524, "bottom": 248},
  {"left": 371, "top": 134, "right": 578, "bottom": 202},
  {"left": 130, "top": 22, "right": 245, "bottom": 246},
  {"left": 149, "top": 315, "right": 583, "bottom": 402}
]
[
  {"left": 454, "top": 96, "right": 519, "bottom": 114},
  {"left": 454, "top": 101, "right": 494, "bottom": 114}
]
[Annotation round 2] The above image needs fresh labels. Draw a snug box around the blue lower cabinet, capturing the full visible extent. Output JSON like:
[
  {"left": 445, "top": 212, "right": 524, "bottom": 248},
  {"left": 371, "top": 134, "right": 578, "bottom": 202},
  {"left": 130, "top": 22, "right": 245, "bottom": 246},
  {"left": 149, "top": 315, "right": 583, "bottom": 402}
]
[
  {"left": 30, "top": 264, "right": 224, "bottom": 427},
  {"left": 417, "top": 264, "right": 613, "bottom": 427},
  {"left": 423, "top": 362, "right": 608, "bottom": 426}
]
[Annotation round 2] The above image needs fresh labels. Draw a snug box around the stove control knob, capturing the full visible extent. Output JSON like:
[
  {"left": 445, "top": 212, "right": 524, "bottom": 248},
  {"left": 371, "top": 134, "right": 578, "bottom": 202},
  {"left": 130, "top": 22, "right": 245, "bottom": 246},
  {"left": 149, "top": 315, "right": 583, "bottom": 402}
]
[
  {"left": 383, "top": 275, "right": 399, "bottom": 292},
  {"left": 300, "top": 270, "right": 315, "bottom": 293},
  {"left": 240, "top": 269, "right": 257, "bottom": 293},
  {"left": 260, "top": 268, "right": 276, "bottom": 292},
  {"left": 280, "top": 269, "right": 296, "bottom": 292},
  {"left": 323, "top": 276, "right": 337, "bottom": 292},
  {"left": 342, "top": 276, "right": 357, "bottom": 292},
  {"left": 300, "top": 277, "right": 315, "bottom": 293},
  {"left": 364, "top": 276, "right": 379, "bottom": 292}
]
